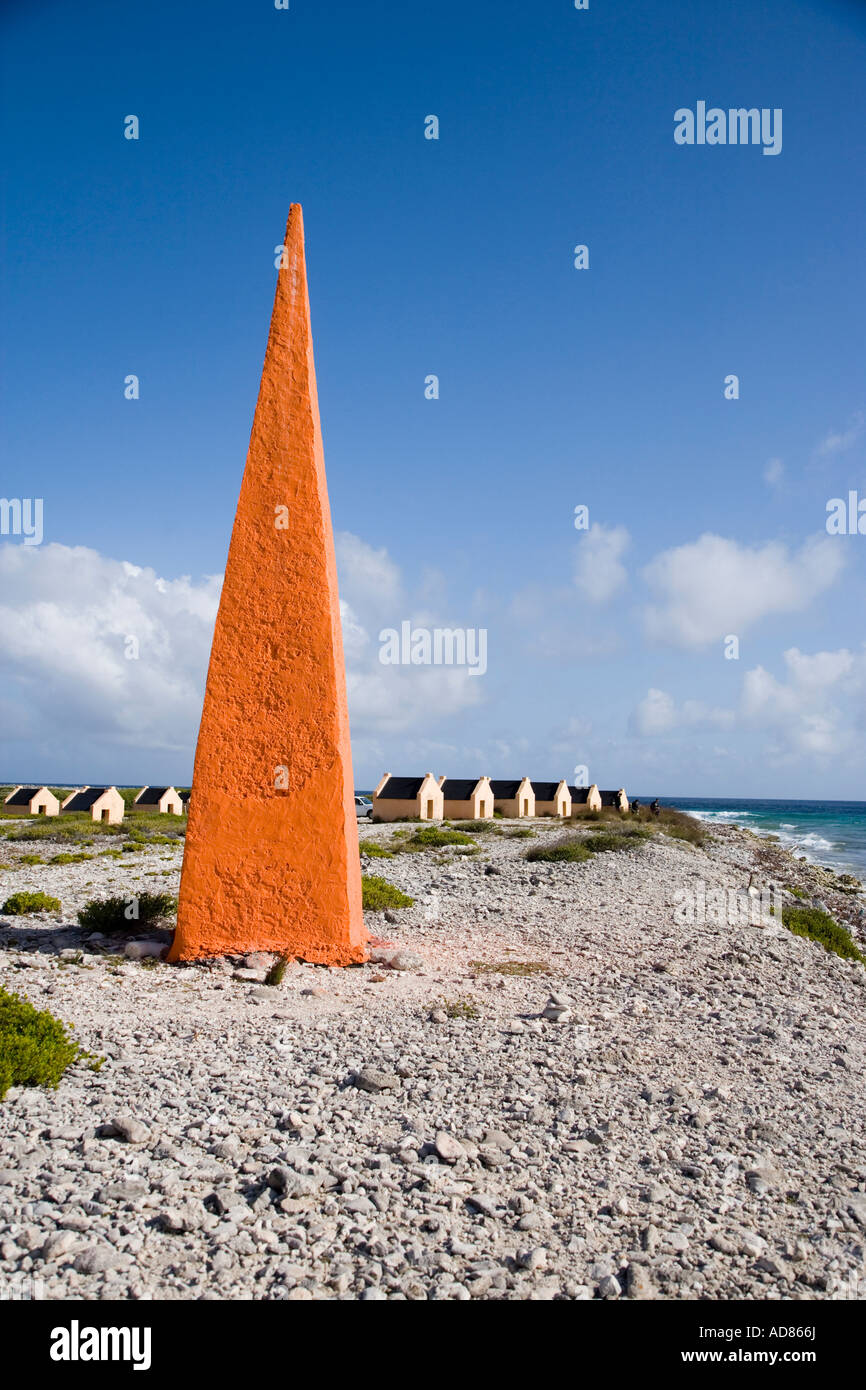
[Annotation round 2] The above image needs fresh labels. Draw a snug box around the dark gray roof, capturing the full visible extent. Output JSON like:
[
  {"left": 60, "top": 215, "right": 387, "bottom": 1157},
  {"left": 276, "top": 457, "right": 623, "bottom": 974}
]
[
  {"left": 490, "top": 780, "right": 523, "bottom": 798},
  {"left": 63, "top": 788, "right": 107, "bottom": 811},
  {"left": 180, "top": 790, "right": 191, "bottom": 802},
  {"left": 440, "top": 779, "right": 482, "bottom": 800},
  {"left": 377, "top": 776, "right": 426, "bottom": 800},
  {"left": 5, "top": 786, "right": 43, "bottom": 806},
  {"left": 135, "top": 786, "right": 172, "bottom": 805},
  {"left": 599, "top": 789, "right": 622, "bottom": 806},
  {"left": 567, "top": 786, "right": 591, "bottom": 803},
  {"left": 531, "top": 781, "right": 565, "bottom": 801}
]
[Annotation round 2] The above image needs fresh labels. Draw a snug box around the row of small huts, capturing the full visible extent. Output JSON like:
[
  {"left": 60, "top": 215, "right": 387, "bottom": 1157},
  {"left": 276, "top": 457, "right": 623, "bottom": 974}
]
[
  {"left": 2, "top": 786, "right": 189, "bottom": 824},
  {"left": 372, "top": 774, "right": 628, "bottom": 821}
]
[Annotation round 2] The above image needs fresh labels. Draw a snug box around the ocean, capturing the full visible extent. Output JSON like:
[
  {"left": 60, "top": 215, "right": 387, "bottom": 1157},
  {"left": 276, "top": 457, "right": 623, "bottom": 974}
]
[{"left": 649, "top": 797, "right": 866, "bottom": 881}]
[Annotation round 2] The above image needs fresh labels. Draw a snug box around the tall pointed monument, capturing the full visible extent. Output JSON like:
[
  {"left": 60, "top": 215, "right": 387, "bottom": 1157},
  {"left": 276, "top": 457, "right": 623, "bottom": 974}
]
[{"left": 169, "top": 205, "right": 367, "bottom": 965}]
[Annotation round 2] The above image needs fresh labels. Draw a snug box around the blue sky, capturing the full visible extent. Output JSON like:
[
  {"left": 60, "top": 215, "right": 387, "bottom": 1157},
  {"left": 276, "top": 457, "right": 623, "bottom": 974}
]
[{"left": 2, "top": 0, "right": 865, "bottom": 796}]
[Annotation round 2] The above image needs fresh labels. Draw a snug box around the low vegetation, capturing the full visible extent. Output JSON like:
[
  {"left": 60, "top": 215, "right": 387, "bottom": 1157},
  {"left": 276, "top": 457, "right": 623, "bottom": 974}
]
[
  {"left": 5, "top": 813, "right": 185, "bottom": 845},
  {"left": 49, "top": 852, "right": 94, "bottom": 864},
  {"left": 0, "top": 986, "right": 102, "bottom": 1100},
  {"left": 583, "top": 828, "right": 649, "bottom": 853},
  {"left": 438, "top": 997, "right": 479, "bottom": 1019},
  {"left": 781, "top": 905, "right": 866, "bottom": 964},
  {"left": 361, "top": 875, "right": 414, "bottom": 911},
  {"left": 264, "top": 956, "right": 290, "bottom": 987},
  {"left": 396, "top": 826, "right": 476, "bottom": 852},
  {"left": 358, "top": 840, "right": 394, "bottom": 859},
  {"left": 504, "top": 827, "right": 535, "bottom": 839},
  {"left": 526, "top": 839, "right": 591, "bottom": 863},
  {"left": 460, "top": 820, "right": 500, "bottom": 834},
  {"left": 76, "top": 891, "right": 177, "bottom": 933},
  {"left": 2, "top": 890, "right": 61, "bottom": 914}
]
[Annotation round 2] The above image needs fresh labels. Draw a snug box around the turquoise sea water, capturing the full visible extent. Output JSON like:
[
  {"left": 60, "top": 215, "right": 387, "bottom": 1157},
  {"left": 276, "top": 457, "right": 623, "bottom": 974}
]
[{"left": 648, "top": 798, "right": 866, "bottom": 882}]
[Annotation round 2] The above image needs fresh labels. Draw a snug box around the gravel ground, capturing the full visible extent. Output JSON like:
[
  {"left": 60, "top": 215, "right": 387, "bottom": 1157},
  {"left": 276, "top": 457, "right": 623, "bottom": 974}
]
[{"left": 0, "top": 816, "right": 864, "bottom": 1302}]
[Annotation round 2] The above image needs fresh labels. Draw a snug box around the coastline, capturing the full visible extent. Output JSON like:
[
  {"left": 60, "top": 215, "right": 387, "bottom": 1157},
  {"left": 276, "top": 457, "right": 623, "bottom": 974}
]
[{"left": 0, "top": 811, "right": 864, "bottom": 1301}]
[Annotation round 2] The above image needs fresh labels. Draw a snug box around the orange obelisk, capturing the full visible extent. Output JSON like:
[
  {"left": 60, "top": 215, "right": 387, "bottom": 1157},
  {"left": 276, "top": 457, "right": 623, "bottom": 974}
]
[{"left": 169, "top": 205, "right": 367, "bottom": 964}]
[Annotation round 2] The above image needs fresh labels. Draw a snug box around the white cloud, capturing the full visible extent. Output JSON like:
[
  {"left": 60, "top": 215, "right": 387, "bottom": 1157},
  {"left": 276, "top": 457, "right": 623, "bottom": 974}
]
[
  {"left": 630, "top": 687, "right": 734, "bottom": 737},
  {"left": 741, "top": 645, "right": 863, "bottom": 758},
  {"left": 574, "top": 523, "right": 630, "bottom": 603},
  {"left": 0, "top": 533, "right": 486, "bottom": 779},
  {"left": 0, "top": 543, "right": 221, "bottom": 763},
  {"left": 814, "top": 412, "right": 864, "bottom": 458},
  {"left": 764, "top": 457, "right": 784, "bottom": 486},
  {"left": 642, "top": 533, "right": 844, "bottom": 648},
  {"left": 334, "top": 531, "right": 401, "bottom": 613}
]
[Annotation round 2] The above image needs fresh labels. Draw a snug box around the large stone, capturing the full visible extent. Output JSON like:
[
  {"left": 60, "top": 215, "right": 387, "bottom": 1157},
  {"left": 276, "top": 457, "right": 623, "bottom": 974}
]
[
  {"left": 353, "top": 1067, "right": 400, "bottom": 1094},
  {"left": 434, "top": 1132, "right": 466, "bottom": 1164},
  {"left": 99, "top": 1116, "right": 151, "bottom": 1144},
  {"left": 169, "top": 204, "right": 367, "bottom": 968},
  {"left": 124, "top": 941, "right": 165, "bottom": 960}
]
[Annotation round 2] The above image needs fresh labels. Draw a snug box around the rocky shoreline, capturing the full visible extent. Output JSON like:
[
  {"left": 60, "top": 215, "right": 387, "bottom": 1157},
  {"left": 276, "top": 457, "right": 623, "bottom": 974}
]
[{"left": 0, "top": 814, "right": 864, "bottom": 1301}]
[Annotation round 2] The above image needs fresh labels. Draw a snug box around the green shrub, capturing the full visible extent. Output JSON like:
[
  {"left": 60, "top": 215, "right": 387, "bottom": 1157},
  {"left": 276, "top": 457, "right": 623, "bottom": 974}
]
[
  {"left": 0, "top": 987, "right": 99, "bottom": 1100},
  {"left": 504, "top": 827, "right": 535, "bottom": 839},
  {"left": 358, "top": 841, "right": 394, "bottom": 858},
  {"left": 654, "top": 808, "right": 706, "bottom": 846},
  {"left": 460, "top": 820, "right": 499, "bottom": 834},
  {"left": 781, "top": 906, "right": 865, "bottom": 964},
  {"left": 76, "top": 892, "right": 177, "bottom": 932},
  {"left": 361, "top": 875, "right": 414, "bottom": 911},
  {"left": 526, "top": 839, "right": 590, "bottom": 863},
  {"left": 2, "top": 891, "right": 61, "bottom": 914},
  {"left": 17, "top": 854, "right": 46, "bottom": 866},
  {"left": 584, "top": 829, "right": 649, "bottom": 854},
  {"left": 399, "top": 826, "right": 475, "bottom": 851},
  {"left": 50, "top": 853, "right": 94, "bottom": 865},
  {"left": 439, "top": 997, "right": 479, "bottom": 1019},
  {"left": 787, "top": 884, "right": 807, "bottom": 900},
  {"left": 264, "top": 956, "right": 290, "bottom": 986}
]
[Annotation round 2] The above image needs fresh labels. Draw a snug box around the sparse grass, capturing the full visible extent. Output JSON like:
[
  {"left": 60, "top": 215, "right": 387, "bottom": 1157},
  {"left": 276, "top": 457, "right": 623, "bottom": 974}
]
[
  {"left": 787, "top": 884, "right": 807, "bottom": 900},
  {"left": 358, "top": 841, "right": 394, "bottom": 859},
  {"left": 0, "top": 986, "right": 102, "bottom": 1100},
  {"left": 2, "top": 890, "right": 61, "bottom": 914},
  {"left": 781, "top": 905, "right": 865, "bottom": 964},
  {"left": 264, "top": 956, "right": 290, "bottom": 986},
  {"left": 439, "top": 997, "right": 479, "bottom": 1019},
  {"left": 460, "top": 820, "right": 500, "bottom": 834},
  {"left": 77, "top": 892, "right": 177, "bottom": 933},
  {"left": 470, "top": 959, "right": 550, "bottom": 976},
  {"left": 526, "top": 839, "right": 591, "bottom": 863},
  {"left": 504, "top": 827, "right": 535, "bottom": 839}
]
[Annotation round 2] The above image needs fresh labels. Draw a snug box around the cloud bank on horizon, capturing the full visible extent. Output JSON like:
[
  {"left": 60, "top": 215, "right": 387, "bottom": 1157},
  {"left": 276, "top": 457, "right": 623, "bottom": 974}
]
[{"left": 2, "top": 511, "right": 864, "bottom": 798}]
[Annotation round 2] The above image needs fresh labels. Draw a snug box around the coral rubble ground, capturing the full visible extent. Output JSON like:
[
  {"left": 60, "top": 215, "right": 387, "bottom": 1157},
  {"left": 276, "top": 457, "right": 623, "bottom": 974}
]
[{"left": 0, "top": 817, "right": 864, "bottom": 1301}]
